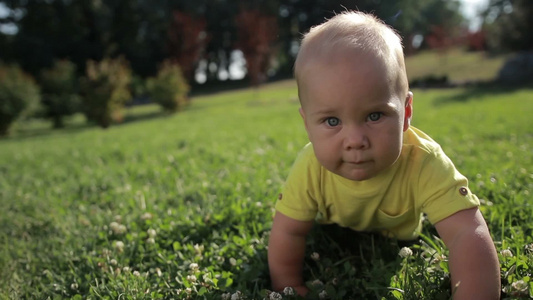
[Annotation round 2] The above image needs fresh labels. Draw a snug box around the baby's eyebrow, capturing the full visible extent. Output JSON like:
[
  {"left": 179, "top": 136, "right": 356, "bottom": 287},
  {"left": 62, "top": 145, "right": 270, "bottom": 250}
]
[
  {"left": 366, "top": 101, "right": 401, "bottom": 111},
  {"left": 310, "top": 108, "right": 337, "bottom": 117}
]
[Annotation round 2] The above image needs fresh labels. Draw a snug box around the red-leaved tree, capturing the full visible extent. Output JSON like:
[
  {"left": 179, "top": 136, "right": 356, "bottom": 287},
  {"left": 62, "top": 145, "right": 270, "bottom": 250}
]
[
  {"left": 235, "top": 9, "right": 278, "bottom": 87},
  {"left": 167, "top": 11, "right": 210, "bottom": 81}
]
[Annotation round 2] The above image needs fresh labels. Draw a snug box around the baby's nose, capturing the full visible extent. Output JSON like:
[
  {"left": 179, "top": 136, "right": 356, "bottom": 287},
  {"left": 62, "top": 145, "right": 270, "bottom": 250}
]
[{"left": 343, "top": 125, "right": 369, "bottom": 150}]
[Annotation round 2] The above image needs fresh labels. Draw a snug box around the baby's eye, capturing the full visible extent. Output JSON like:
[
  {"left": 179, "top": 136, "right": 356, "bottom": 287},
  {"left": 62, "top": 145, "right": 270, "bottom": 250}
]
[
  {"left": 367, "top": 112, "right": 382, "bottom": 122},
  {"left": 325, "top": 117, "right": 340, "bottom": 127}
]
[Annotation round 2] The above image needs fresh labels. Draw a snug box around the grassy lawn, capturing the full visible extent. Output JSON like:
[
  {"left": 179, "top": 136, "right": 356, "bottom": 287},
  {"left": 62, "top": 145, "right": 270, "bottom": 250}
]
[
  {"left": 1, "top": 78, "right": 532, "bottom": 298},
  {"left": 405, "top": 48, "right": 508, "bottom": 83}
]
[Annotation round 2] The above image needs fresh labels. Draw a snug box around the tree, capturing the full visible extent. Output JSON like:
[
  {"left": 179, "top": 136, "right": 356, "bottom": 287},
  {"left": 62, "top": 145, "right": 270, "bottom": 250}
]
[
  {"left": 167, "top": 11, "right": 210, "bottom": 81},
  {"left": 482, "top": 0, "right": 533, "bottom": 51},
  {"left": 81, "top": 57, "right": 132, "bottom": 128},
  {"left": 39, "top": 60, "right": 81, "bottom": 128},
  {"left": 147, "top": 61, "right": 190, "bottom": 113},
  {"left": 0, "top": 64, "right": 40, "bottom": 136},
  {"left": 235, "top": 8, "right": 278, "bottom": 87}
]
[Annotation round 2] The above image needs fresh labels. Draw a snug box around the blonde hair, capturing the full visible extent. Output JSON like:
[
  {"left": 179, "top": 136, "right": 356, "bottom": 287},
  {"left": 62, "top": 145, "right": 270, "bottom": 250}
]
[{"left": 294, "top": 11, "right": 408, "bottom": 98}]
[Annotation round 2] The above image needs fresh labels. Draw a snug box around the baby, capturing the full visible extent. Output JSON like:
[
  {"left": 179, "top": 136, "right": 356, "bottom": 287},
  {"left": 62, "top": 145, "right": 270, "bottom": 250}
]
[{"left": 268, "top": 11, "right": 500, "bottom": 299}]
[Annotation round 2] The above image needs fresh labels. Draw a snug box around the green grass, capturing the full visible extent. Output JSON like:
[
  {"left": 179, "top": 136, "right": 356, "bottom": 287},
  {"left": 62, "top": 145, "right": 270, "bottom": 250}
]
[
  {"left": 405, "top": 48, "right": 508, "bottom": 82},
  {"left": 1, "top": 81, "right": 532, "bottom": 299}
]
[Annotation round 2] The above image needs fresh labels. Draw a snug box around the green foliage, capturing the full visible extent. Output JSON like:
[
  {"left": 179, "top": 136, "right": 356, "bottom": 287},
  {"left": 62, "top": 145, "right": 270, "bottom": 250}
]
[
  {"left": 81, "top": 57, "right": 132, "bottom": 128},
  {"left": 484, "top": 0, "right": 533, "bottom": 52},
  {"left": 147, "top": 61, "right": 190, "bottom": 113},
  {"left": 0, "top": 63, "right": 40, "bottom": 136},
  {"left": 0, "top": 83, "right": 532, "bottom": 299},
  {"left": 39, "top": 60, "right": 82, "bottom": 128},
  {"left": 2, "top": 0, "right": 474, "bottom": 83}
]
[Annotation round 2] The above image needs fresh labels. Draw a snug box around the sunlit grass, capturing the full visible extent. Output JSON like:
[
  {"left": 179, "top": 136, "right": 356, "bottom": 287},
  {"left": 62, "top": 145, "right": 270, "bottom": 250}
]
[
  {"left": 406, "top": 48, "right": 509, "bottom": 82},
  {"left": 0, "top": 80, "right": 532, "bottom": 299}
]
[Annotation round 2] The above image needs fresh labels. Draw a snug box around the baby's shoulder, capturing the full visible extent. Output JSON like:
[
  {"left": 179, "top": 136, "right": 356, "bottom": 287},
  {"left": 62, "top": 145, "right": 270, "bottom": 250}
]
[{"left": 403, "top": 127, "right": 444, "bottom": 158}]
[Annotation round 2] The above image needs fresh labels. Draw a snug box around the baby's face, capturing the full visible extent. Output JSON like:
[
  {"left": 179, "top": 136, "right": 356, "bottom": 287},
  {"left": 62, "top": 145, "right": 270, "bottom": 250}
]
[{"left": 298, "top": 51, "right": 411, "bottom": 181}]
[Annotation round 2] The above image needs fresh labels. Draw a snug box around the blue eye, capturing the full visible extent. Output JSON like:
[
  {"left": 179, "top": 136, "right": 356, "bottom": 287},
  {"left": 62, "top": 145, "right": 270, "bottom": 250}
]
[
  {"left": 368, "top": 112, "right": 382, "bottom": 122},
  {"left": 326, "top": 117, "right": 340, "bottom": 127}
]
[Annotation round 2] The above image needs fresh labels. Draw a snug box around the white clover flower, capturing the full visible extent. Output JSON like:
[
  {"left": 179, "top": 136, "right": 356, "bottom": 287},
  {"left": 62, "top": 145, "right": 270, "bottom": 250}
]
[
  {"left": 319, "top": 290, "right": 328, "bottom": 299},
  {"left": 133, "top": 271, "right": 140, "bottom": 276},
  {"left": 114, "top": 215, "right": 122, "bottom": 222},
  {"left": 311, "top": 252, "right": 320, "bottom": 261},
  {"left": 194, "top": 244, "right": 204, "bottom": 255},
  {"left": 283, "top": 286, "right": 295, "bottom": 295},
  {"left": 221, "top": 292, "right": 231, "bottom": 300},
  {"left": 146, "top": 238, "right": 155, "bottom": 244},
  {"left": 231, "top": 291, "right": 243, "bottom": 300},
  {"left": 269, "top": 291, "right": 282, "bottom": 300},
  {"left": 109, "top": 221, "right": 119, "bottom": 230},
  {"left": 109, "top": 222, "right": 127, "bottom": 234},
  {"left": 229, "top": 258, "right": 237, "bottom": 266},
  {"left": 140, "top": 212, "right": 153, "bottom": 220},
  {"left": 122, "top": 266, "right": 130, "bottom": 272},
  {"left": 70, "top": 283, "right": 78, "bottom": 290},
  {"left": 185, "top": 287, "right": 192, "bottom": 294},
  {"left": 312, "top": 279, "right": 324, "bottom": 286},
  {"left": 431, "top": 254, "right": 447, "bottom": 264},
  {"left": 187, "top": 274, "right": 197, "bottom": 283},
  {"left": 116, "top": 225, "right": 127, "bottom": 234},
  {"left": 501, "top": 249, "right": 513, "bottom": 257},
  {"left": 511, "top": 280, "right": 527, "bottom": 292},
  {"left": 110, "top": 259, "right": 117, "bottom": 266},
  {"left": 399, "top": 247, "right": 413, "bottom": 258},
  {"left": 189, "top": 263, "right": 199, "bottom": 271},
  {"left": 203, "top": 273, "right": 212, "bottom": 283},
  {"left": 114, "top": 241, "right": 125, "bottom": 252},
  {"left": 147, "top": 228, "right": 157, "bottom": 238}
]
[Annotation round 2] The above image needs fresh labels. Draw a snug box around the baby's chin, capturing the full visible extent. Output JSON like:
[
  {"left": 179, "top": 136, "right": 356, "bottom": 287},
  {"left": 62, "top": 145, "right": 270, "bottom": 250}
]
[{"left": 329, "top": 166, "right": 379, "bottom": 182}]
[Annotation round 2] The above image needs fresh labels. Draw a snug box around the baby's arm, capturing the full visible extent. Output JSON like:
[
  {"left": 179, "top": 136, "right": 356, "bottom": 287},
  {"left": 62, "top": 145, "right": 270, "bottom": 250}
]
[
  {"left": 268, "top": 211, "right": 314, "bottom": 295},
  {"left": 435, "top": 207, "right": 500, "bottom": 300}
]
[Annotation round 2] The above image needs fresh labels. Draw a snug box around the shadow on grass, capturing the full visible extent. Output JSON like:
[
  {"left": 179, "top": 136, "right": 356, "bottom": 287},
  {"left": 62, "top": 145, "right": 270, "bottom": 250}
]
[
  {"left": 120, "top": 109, "right": 167, "bottom": 124},
  {"left": 432, "top": 81, "right": 533, "bottom": 106},
  {"left": 2, "top": 121, "right": 95, "bottom": 141},
  {"left": 1, "top": 108, "right": 168, "bottom": 142}
]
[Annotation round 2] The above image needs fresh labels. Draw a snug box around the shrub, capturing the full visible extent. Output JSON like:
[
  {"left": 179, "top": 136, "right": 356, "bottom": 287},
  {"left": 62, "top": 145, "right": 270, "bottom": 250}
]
[
  {"left": 147, "top": 61, "right": 190, "bottom": 113},
  {"left": 39, "top": 60, "right": 81, "bottom": 128},
  {"left": 81, "top": 57, "right": 132, "bottom": 128},
  {"left": 0, "top": 63, "right": 40, "bottom": 136}
]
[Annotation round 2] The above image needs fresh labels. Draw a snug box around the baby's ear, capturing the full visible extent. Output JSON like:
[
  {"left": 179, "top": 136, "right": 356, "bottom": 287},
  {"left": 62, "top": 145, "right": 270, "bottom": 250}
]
[
  {"left": 403, "top": 92, "right": 413, "bottom": 132},
  {"left": 299, "top": 107, "right": 309, "bottom": 131}
]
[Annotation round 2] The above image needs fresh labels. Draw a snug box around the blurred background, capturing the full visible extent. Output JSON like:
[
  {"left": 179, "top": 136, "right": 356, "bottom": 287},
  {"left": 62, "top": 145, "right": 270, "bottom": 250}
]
[{"left": 0, "top": 0, "right": 531, "bottom": 134}]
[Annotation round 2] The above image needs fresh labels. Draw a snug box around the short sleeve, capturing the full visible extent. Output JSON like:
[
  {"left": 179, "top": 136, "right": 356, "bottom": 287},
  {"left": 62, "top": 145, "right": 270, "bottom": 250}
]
[
  {"left": 275, "top": 144, "right": 320, "bottom": 221},
  {"left": 418, "top": 146, "right": 480, "bottom": 225}
]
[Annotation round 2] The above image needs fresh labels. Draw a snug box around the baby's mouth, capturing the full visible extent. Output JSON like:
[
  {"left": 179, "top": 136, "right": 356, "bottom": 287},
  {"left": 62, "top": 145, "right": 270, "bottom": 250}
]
[{"left": 345, "top": 160, "right": 371, "bottom": 165}]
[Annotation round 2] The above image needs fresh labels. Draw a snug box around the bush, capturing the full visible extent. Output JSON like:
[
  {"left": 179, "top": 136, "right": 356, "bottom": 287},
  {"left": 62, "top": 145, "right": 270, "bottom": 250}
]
[
  {"left": 81, "top": 57, "right": 132, "bottom": 128},
  {"left": 39, "top": 60, "right": 81, "bottom": 128},
  {"left": 147, "top": 61, "right": 190, "bottom": 113},
  {"left": 0, "top": 63, "right": 40, "bottom": 136}
]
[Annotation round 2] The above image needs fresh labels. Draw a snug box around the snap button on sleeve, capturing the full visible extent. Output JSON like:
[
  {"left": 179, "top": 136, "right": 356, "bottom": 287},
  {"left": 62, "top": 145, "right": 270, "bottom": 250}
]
[{"left": 459, "top": 187, "right": 469, "bottom": 196}]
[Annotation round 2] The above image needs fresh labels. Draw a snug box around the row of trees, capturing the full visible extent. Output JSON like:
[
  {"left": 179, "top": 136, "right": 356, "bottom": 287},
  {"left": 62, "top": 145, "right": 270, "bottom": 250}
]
[
  {"left": 1, "top": 0, "right": 531, "bottom": 87},
  {"left": 0, "top": 58, "right": 190, "bottom": 136},
  {"left": 0, "top": 1, "right": 489, "bottom": 82}
]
